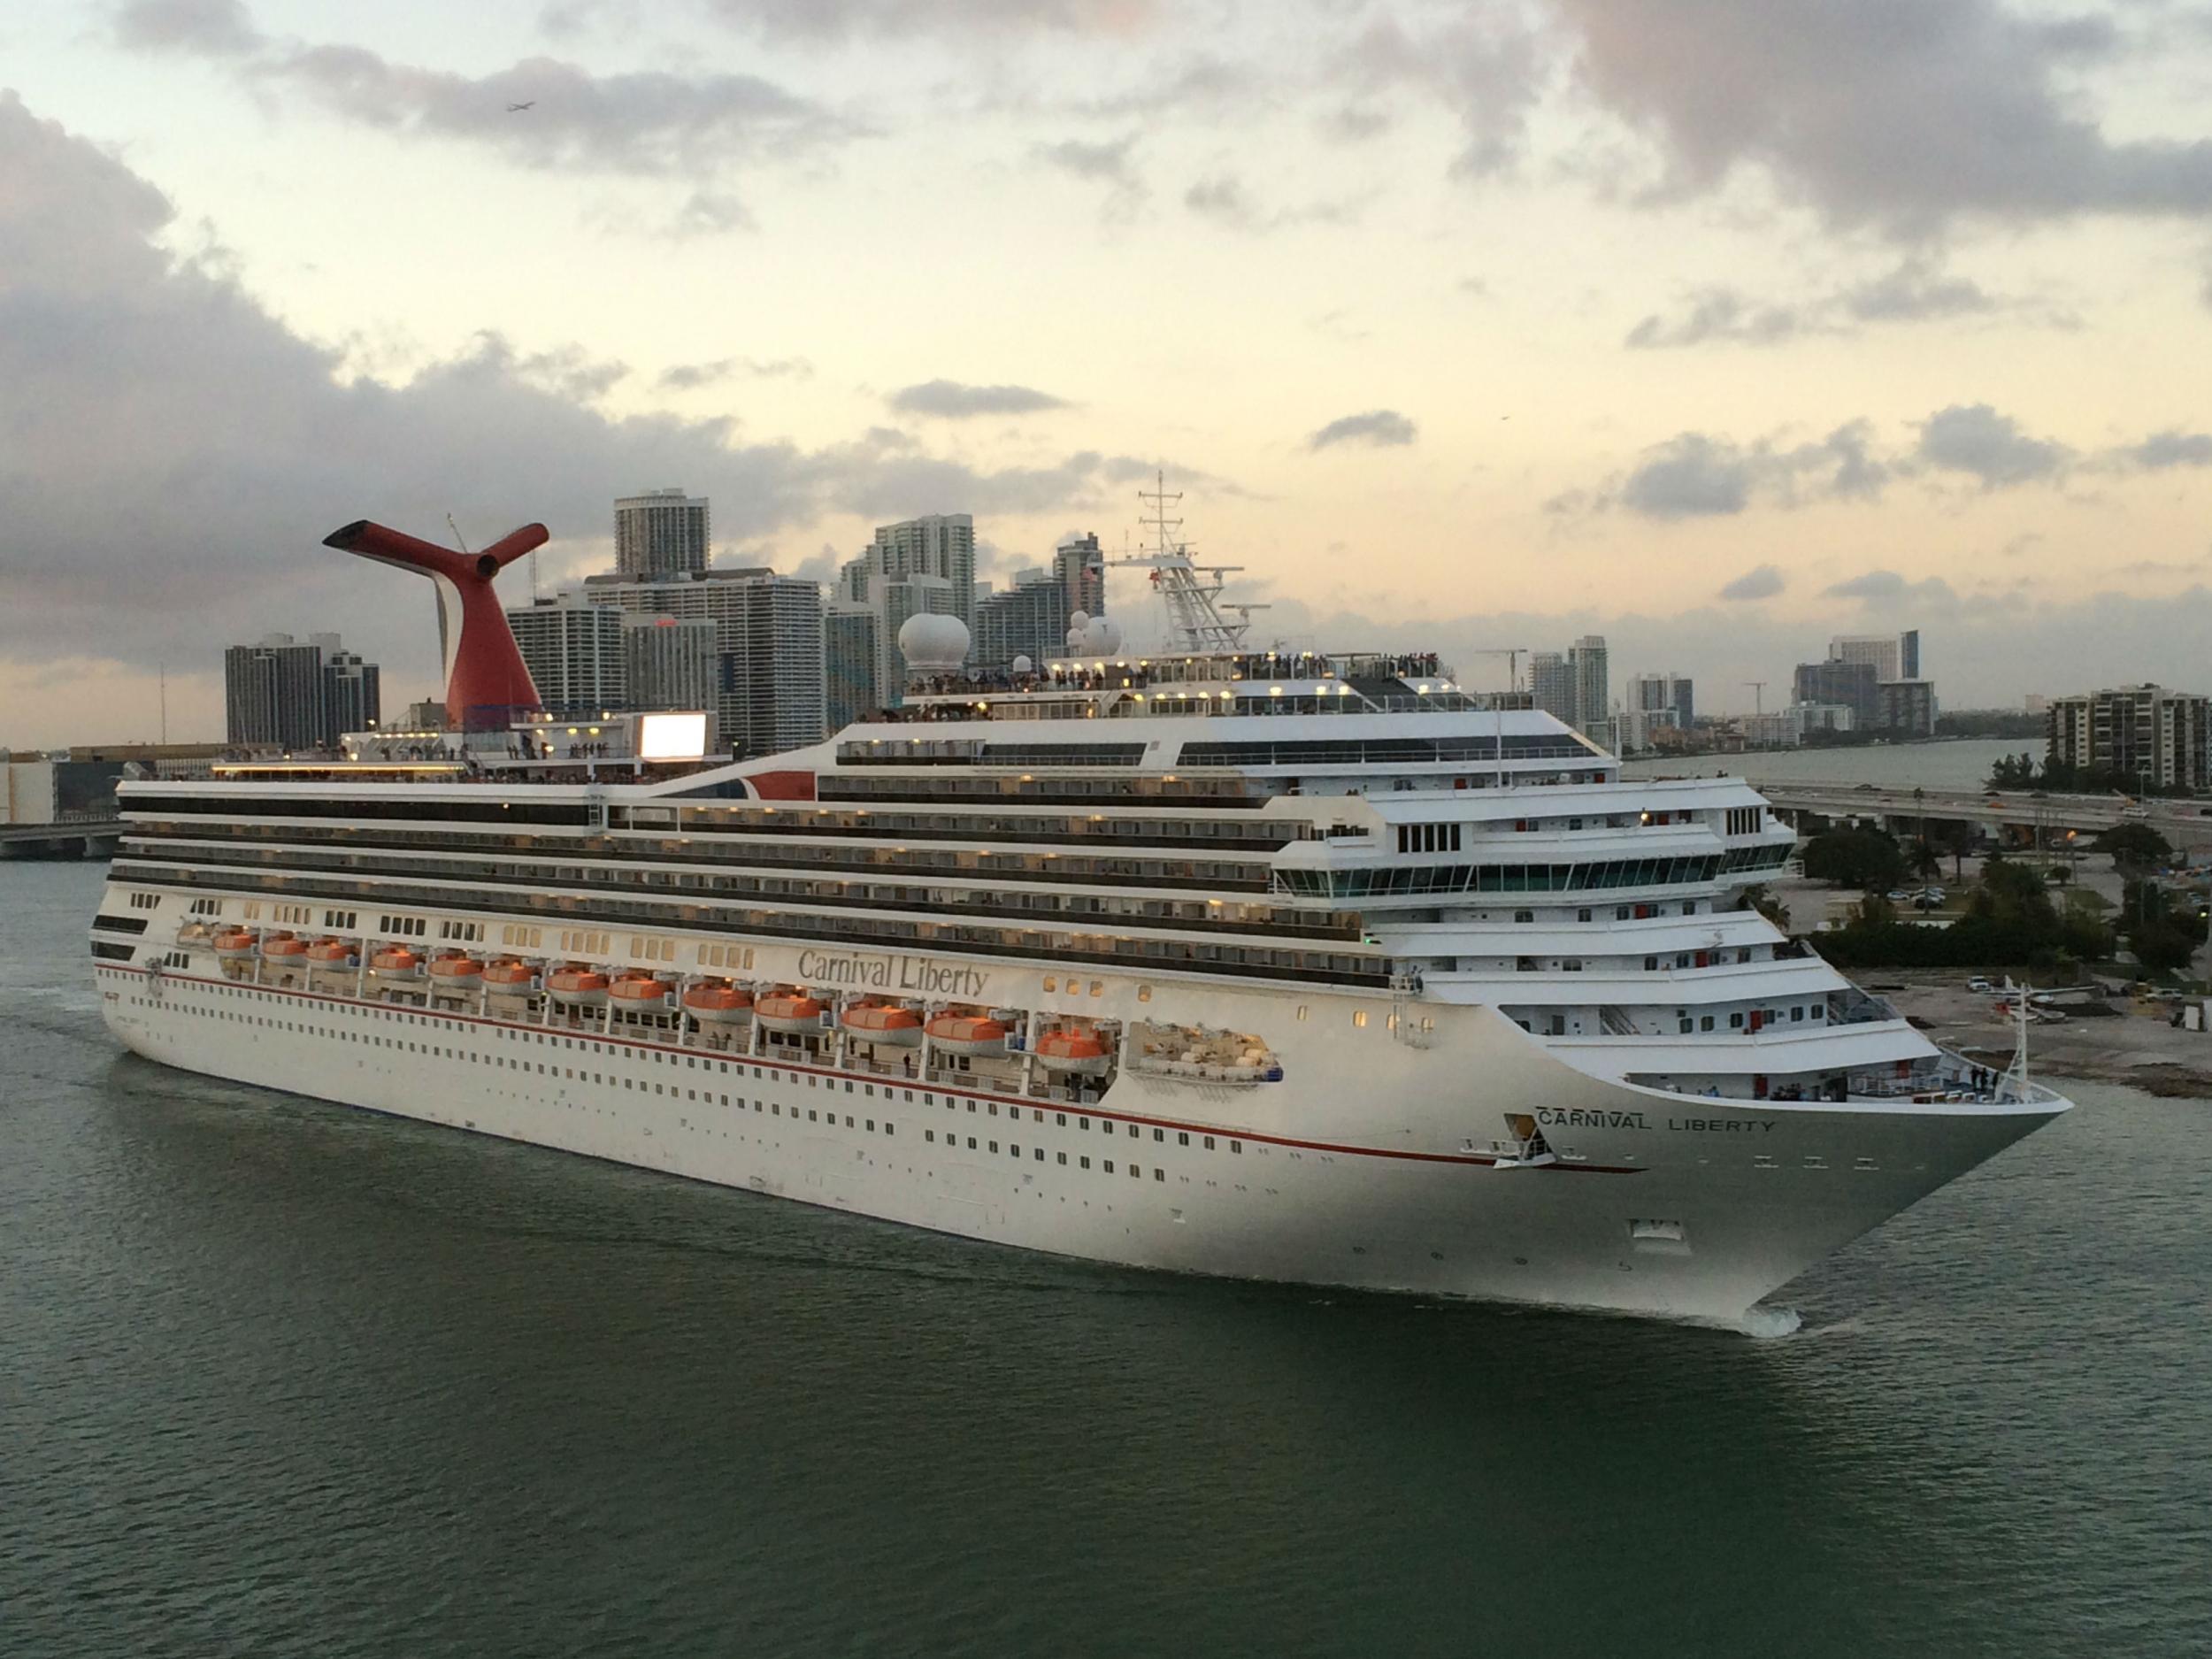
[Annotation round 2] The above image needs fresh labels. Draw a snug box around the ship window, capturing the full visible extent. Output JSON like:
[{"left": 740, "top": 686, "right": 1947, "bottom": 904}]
[
  {"left": 1231, "top": 1140, "right": 1242, "bottom": 1153},
  {"left": 1701, "top": 1016, "right": 1715, "bottom": 1032},
  {"left": 1679, "top": 1018, "right": 1694, "bottom": 1033},
  {"left": 1353, "top": 1010, "right": 1368, "bottom": 1028},
  {"left": 1081, "top": 1157, "right": 1091, "bottom": 1169},
  {"left": 1515, "top": 910, "right": 1534, "bottom": 924},
  {"left": 1730, "top": 1012, "right": 1744, "bottom": 1027},
  {"left": 1578, "top": 909, "right": 1593, "bottom": 923},
  {"left": 1104, "top": 1161, "right": 1114, "bottom": 1172},
  {"left": 1042, "top": 977, "right": 1056, "bottom": 993},
  {"left": 1645, "top": 956, "right": 1659, "bottom": 971}
]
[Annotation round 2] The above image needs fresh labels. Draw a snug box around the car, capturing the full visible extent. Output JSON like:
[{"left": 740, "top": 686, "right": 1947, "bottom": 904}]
[
  {"left": 2121, "top": 806, "right": 2151, "bottom": 819},
  {"left": 1886, "top": 889, "right": 1911, "bottom": 902},
  {"left": 1967, "top": 977, "right": 1994, "bottom": 993},
  {"left": 1854, "top": 783, "right": 1878, "bottom": 792}
]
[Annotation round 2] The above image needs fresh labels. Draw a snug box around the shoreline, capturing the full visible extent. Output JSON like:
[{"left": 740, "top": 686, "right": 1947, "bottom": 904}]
[{"left": 1881, "top": 979, "right": 2212, "bottom": 1099}]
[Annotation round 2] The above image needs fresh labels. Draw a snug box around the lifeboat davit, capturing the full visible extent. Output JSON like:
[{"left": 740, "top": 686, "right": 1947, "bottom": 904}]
[
  {"left": 926, "top": 1013, "right": 1009, "bottom": 1057},
  {"left": 609, "top": 973, "right": 674, "bottom": 1013},
  {"left": 428, "top": 954, "right": 486, "bottom": 984},
  {"left": 841, "top": 1002, "right": 923, "bottom": 1045},
  {"left": 683, "top": 981, "right": 755, "bottom": 1025},
  {"left": 212, "top": 928, "right": 258, "bottom": 962},
  {"left": 369, "top": 947, "right": 424, "bottom": 981},
  {"left": 260, "top": 932, "right": 305, "bottom": 961},
  {"left": 482, "top": 958, "right": 538, "bottom": 991},
  {"left": 304, "top": 938, "right": 357, "bottom": 967},
  {"left": 757, "top": 992, "right": 827, "bottom": 1034},
  {"left": 175, "top": 921, "right": 212, "bottom": 948},
  {"left": 547, "top": 964, "right": 609, "bottom": 1007},
  {"left": 1034, "top": 1027, "right": 1112, "bottom": 1078}
]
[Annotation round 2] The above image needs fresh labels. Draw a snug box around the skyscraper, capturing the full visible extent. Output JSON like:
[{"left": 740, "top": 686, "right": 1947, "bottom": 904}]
[
  {"left": 841, "top": 514, "right": 978, "bottom": 629},
  {"left": 614, "top": 488, "right": 710, "bottom": 580},
  {"left": 224, "top": 632, "right": 380, "bottom": 749},
  {"left": 1793, "top": 658, "right": 1879, "bottom": 727},
  {"left": 1055, "top": 532, "right": 1106, "bottom": 617},
  {"left": 1569, "top": 635, "right": 1609, "bottom": 745},
  {"left": 1626, "top": 672, "right": 1694, "bottom": 733},
  {"left": 508, "top": 597, "right": 627, "bottom": 714},
  {"left": 623, "top": 614, "right": 720, "bottom": 744},
  {"left": 824, "top": 602, "right": 880, "bottom": 731},
  {"left": 973, "top": 568, "right": 1071, "bottom": 672},
  {"left": 582, "top": 569, "right": 826, "bottom": 757},
  {"left": 1530, "top": 651, "right": 1574, "bottom": 725}
]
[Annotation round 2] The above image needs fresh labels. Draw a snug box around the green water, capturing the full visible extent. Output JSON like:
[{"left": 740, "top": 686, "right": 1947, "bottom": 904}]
[{"left": 4, "top": 862, "right": 2208, "bottom": 1656}]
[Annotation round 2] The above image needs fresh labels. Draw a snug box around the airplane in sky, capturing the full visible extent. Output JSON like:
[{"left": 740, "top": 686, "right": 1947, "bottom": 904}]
[{"left": 506, "top": 101, "right": 534, "bottom": 112}]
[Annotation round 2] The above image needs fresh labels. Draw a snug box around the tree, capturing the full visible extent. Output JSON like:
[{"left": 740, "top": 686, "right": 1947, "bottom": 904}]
[
  {"left": 2095, "top": 821, "right": 2173, "bottom": 872},
  {"left": 1909, "top": 840, "right": 1943, "bottom": 883},
  {"left": 1802, "top": 827, "right": 1909, "bottom": 891},
  {"left": 2127, "top": 918, "right": 2200, "bottom": 977}
]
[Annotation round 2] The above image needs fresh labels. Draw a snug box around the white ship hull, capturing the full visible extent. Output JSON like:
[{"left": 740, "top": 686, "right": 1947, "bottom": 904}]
[{"left": 96, "top": 961, "right": 2060, "bottom": 1325}]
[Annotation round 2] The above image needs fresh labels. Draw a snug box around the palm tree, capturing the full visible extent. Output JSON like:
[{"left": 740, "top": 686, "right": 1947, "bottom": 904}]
[{"left": 1910, "top": 840, "right": 1943, "bottom": 883}]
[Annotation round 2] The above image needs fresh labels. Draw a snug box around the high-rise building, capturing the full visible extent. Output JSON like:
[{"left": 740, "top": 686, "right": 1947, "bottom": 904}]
[
  {"left": 2047, "top": 684, "right": 2212, "bottom": 791},
  {"left": 1055, "top": 533, "right": 1106, "bottom": 618},
  {"left": 509, "top": 597, "right": 627, "bottom": 715},
  {"left": 1829, "top": 634, "right": 1903, "bottom": 683},
  {"left": 1626, "top": 672, "right": 1694, "bottom": 733},
  {"left": 1899, "top": 629, "right": 1920, "bottom": 680},
  {"left": 224, "top": 632, "right": 379, "bottom": 749},
  {"left": 824, "top": 602, "right": 880, "bottom": 732},
  {"left": 1875, "top": 680, "right": 1937, "bottom": 737},
  {"left": 321, "top": 647, "right": 382, "bottom": 739},
  {"left": 622, "top": 614, "right": 719, "bottom": 745},
  {"left": 614, "top": 488, "right": 710, "bottom": 580},
  {"left": 1793, "top": 659, "right": 1879, "bottom": 728},
  {"left": 1570, "top": 635, "right": 1609, "bottom": 737},
  {"left": 841, "top": 514, "right": 978, "bottom": 629},
  {"left": 973, "top": 569, "right": 1071, "bottom": 672},
  {"left": 582, "top": 569, "right": 826, "bottom": 757},
  {"left": 1530, "top": 651, "right": 1574, "bottom": 725}
]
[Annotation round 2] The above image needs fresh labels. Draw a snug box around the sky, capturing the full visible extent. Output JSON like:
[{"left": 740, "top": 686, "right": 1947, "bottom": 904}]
[{"left": 4, "top": 0, "right": 2212, "bottom": 746}]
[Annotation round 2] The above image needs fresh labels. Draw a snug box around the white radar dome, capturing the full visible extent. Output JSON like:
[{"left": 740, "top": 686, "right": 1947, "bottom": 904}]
[
  {"left": 898, "top": 612, "right": 971, "bottom": 672},
  {"left": 1080, "top": 617, "right": 1123, "bottom": 656},
  {"left": 1011, "top": 654, "right": 1033, "bottom": 675},
  {"left": 1069, "top": 610, "right": 1090, "bottom": 631}
]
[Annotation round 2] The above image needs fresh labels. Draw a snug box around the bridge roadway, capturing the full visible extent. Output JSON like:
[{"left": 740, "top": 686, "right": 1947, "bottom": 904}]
[
  {"left": 0, "top": 817, "right": 121, "bottom": 858},
  {"left": 1756, "top": 782, "right": 2212, "bottom": 843}
]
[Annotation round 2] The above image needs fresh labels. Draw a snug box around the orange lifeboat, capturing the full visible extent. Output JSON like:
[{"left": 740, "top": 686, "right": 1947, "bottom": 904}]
[
  {"left": 175, "top": 920, "right": 212, "bottom": 948},
  {"left": 482, "top": 958, "right": 538, "bottom": 991},
  {"left": 547, "top": 964, "right": 610, "bottom": 1008},
  {"left": 926, "top": 1013, "right": 1008, "bottom": 1057},
  {"left": 609, "top": 972, "right": 674, "bottom": 1013},
  {"left": 212, "top": 928, "right": 258, "bottom": 962},
  {"left": 756, "top": 992, "right": 827, "bottom": 1034},
  {"left": 1034, "top": 1026, "right": 1112, "bottom": 1078},
  {"left": 428, "top": 953, "right": 486, "bottom": 985},
  {"left": 303, "top": 938, "right": 356, "bottom": 966},
  {"left": 683, "top": 981, "right": 755, "bottom": 1025},
  {"left": 260, "top": 932, "right": 306, "bottom": 961},
  {"left": 841, "top": 1002, "right": 923, "bottom": 1045},
  {"left": 369, "top": 947, "right": 424, "bottom": 981}
]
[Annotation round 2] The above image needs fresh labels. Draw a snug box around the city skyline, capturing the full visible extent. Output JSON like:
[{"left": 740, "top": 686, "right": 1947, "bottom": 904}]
[{"left": 7, "top": 0, "right": 2212, "bottom": 744}]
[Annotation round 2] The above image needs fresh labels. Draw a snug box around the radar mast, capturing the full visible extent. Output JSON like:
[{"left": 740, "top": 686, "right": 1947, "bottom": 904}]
[{"left": 1105, "top": 471, "right": 1256, "bottom": 653}]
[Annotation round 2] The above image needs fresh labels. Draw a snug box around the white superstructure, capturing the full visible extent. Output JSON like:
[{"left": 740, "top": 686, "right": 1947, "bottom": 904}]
[{"left": 92, "top": 565, "right": 2069, "bottom": 1325}]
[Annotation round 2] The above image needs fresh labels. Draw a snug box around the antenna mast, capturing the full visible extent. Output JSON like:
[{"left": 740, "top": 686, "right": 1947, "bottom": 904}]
[{"left": 1104, "top": 470, "right": 1251, "bottom": 653}]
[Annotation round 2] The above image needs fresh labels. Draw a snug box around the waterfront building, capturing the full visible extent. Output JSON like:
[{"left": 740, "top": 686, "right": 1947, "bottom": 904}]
[
  {"left": 223, "top": 632, "right": 380, "bottom": 749},
  {"left": 1626, "top": 672, "right": 1694, "bottom": 733},
  {"left": 509, "top": 597, "right": 627, "bottom": 715},
  {"left": 2047, "top": 685, "right": 2212, "bottom": 791},
  {"left": 1876, "top": 679, "right": 1938, "bottom": 739},
  {"left": 824, "top": 602, "right": 880, "bottom": 731},
  {"left": 1793, "top": 659, "right": 1879, "bottom": 729},
  {"left": 615, "top": 488, "right": 711, "bottom": 580}
]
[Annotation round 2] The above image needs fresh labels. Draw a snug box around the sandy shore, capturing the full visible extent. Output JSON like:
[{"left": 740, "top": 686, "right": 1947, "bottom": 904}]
[{"left": 1878, "top": 978, "right": 2212, "bottom": 1099}]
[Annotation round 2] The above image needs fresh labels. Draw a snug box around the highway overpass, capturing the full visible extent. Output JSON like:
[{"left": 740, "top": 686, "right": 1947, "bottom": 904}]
[
  {"left": 0, "top": 816, "right": 120, "bottom": 858},
  {"left": 1756, "top": 782, "right": 2212, "bottom": 848}
]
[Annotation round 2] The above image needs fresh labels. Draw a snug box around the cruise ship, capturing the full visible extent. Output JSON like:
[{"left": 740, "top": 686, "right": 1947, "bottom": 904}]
[{"left": 90, "top": 511, "right": 2070, "bottom": 1325}]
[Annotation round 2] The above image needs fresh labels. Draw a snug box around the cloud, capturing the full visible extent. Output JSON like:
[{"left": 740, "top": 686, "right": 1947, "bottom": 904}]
[
  {"left": 886, "top": 380, "right": 1072, "bottom": 418},
  {"left": 1719, "top": 564, "right": 1786, "bottom": 602},
  {"left": 115, "top": 12, "right": 849, "bottom": 181},
  {"left": 701, "top": 0, "right": 1160, "bottom": 44},
  {"left": 1915, "top": 403, "right": 2072, "bottom": 486},
  {"left": 1182, "top": 171, "right": 1359, "bottom": 233},
  {"left": 1334, "top": 12, "right": 1546, "bottom": 179},
  {"left": 111, "top": 0, "right": 263, "bottom": 55},
  {"left": 1594, "top": 422, "right": 1888, "bottom": 518},
  {"left": 1625, "top": 257, "right": 2008, "bottom": 349},
  {"left": 0, "top": 93, "right": 1213, "bottom": 690},
  {"left": 2117, "top": 431, "right": 2212, "bottom": 471},
  {"left": 656, "top": 357, "right": 813, "bottom": 390},
  {"left": 1822, "top": 569, "right": 1959, "bottom": 607},
  {"left": 1554, "top": 0, "right": 2212, "bottom": 235},
  {"left": 1033, "top": 134, "right": 1146, "bottom": 218},
  {"left": 1307, "top": 409, "right": 1417, "bottom": 451}
]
